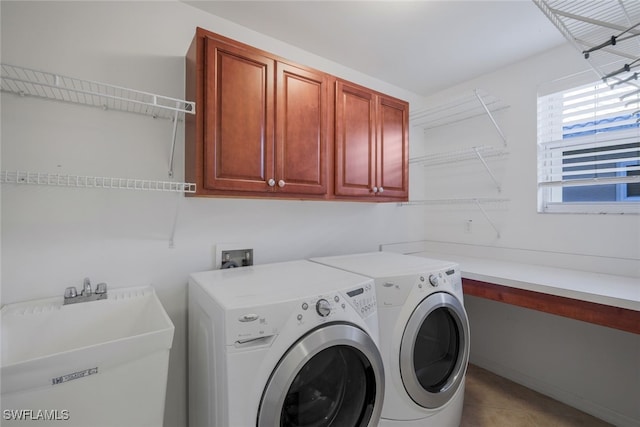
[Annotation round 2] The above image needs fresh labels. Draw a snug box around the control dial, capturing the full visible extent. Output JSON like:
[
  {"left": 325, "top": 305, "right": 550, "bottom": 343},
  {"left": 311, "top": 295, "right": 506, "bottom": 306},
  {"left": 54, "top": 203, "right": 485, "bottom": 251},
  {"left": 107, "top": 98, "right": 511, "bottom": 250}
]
[
  {"left": 316, "top": 299, "right": 331, "bottom": 317},
  {"left": 429, "top": 274, "right": 439, "bottom": 287}
]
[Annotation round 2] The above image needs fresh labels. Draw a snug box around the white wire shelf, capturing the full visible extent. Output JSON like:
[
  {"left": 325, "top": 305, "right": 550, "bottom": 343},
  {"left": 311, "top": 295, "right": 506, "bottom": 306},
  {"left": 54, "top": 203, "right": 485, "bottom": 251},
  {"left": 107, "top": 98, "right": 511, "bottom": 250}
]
[
  {"left": 1, "top": 63, "right": 195, "bottom": 120},
  {"left": 400, "top": 197, "right": 509, "bottom": 238},
  {"left": 0, "top": 171, "right": 197, "bottom": 193},
  {"left": 410, "top": 89, "right": 509, "bottom": 131},
  {"left": 400, "top": 197, "right": 509, "bottom": 206},
  {"left": 410, "top": 145, "right": 508, "bottom": 192},
  {"left": 410, "top": 145, "right": 508, "bottom": 167}
]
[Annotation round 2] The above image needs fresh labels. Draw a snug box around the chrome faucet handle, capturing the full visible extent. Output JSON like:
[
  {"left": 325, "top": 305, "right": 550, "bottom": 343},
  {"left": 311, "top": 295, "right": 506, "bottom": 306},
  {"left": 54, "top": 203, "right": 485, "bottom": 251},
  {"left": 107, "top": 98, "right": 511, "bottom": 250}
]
[
  {"left": 82, "top": 277, "right": 92, "bottom": 296},
  {"left": 64, "top": 286, "right": 78, "bottom": 299},
  {"left": 95, "top": 282, "right": 107, "bottom": 295}
]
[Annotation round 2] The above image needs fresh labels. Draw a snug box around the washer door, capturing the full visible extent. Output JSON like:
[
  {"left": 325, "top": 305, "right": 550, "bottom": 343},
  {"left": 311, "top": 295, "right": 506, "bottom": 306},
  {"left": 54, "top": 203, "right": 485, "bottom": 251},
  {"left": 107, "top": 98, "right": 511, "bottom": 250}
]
[
  {"left": 400, "top": 292, "right": 470, "bottom": 409},
  {"left": 258, "top": 323, "right": 384, "bottom": 427}
]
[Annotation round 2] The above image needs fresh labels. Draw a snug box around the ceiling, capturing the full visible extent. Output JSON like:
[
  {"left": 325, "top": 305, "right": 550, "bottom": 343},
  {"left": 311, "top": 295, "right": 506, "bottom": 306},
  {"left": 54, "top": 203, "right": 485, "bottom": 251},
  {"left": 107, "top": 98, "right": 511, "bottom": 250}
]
[{"left": 184, "top": 0, "right": 567, "bottom": 96}]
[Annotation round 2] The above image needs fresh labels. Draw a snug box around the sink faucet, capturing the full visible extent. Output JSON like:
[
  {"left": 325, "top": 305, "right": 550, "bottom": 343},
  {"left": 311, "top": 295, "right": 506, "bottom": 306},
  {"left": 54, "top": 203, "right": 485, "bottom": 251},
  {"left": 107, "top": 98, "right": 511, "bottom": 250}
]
[
  {"left": 83, "top": 277, "right": 92, "bottom": 296},
  {"left": 64, "top": 277, "right": 108, "bottom": 305}
]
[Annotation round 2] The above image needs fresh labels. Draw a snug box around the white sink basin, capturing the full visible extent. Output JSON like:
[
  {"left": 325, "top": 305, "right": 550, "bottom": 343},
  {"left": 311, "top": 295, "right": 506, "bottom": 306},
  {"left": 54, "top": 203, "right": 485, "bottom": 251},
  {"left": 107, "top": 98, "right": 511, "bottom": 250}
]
[{"left": 1, "top": 286, "right": 174, "bottom": 426}]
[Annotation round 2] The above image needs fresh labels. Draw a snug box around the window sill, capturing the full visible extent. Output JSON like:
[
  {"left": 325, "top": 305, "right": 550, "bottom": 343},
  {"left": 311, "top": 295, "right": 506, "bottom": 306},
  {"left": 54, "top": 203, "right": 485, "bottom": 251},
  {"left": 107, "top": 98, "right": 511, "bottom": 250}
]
[{"left": 539, "top": 202, "right": 640, "bottom": 215}]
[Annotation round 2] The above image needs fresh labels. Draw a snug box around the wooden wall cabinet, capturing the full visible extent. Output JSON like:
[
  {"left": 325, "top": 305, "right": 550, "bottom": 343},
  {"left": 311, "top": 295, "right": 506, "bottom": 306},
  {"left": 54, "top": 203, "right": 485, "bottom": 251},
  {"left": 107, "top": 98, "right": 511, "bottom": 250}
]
[
  {"left": 276, "top": 62, "right": 329, "bottom": 195},
  {"left": 186, "top": 27, "right": 408, "bottom": 202},
  {"left": 186, "top": 28, "right": 328, "bottom": 198},
  {"left": 334, "top": 81, "right": 409, "bottom": 201}
]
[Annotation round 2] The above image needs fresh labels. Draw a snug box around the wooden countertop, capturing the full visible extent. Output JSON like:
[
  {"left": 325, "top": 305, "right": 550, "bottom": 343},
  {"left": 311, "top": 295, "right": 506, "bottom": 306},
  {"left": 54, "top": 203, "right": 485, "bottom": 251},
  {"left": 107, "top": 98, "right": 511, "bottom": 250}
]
[{"left": 412, "top": 251, "right": 640, "bottom": 334}]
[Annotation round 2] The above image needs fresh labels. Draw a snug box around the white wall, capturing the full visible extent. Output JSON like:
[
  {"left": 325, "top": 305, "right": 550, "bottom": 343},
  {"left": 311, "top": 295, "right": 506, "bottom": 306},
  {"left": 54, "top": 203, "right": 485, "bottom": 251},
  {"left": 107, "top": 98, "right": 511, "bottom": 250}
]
[
  {"left": 410, "top": 44, "right": 640, "bottom": 426},
  {"left": 0, "top": 2, "right": 425, "bottom": 426},
  {"left": 3, "top": 2, "right": 639, "bottom": 427},
  {"left": 411, "top": 43, "right": 639, "bottom": 275}
]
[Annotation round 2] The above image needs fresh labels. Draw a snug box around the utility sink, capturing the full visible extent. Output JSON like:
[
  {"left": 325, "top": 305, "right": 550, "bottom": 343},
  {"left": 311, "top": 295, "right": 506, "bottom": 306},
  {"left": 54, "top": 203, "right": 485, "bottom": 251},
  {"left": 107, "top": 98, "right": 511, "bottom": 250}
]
[{"left": 1, "top": 286, "right": 174, "bottom": 426}]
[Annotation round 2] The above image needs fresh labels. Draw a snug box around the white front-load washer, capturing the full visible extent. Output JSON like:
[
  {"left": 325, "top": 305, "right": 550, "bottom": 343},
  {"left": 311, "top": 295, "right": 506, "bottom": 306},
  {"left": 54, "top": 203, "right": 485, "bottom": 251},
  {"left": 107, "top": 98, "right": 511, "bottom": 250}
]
[
  {"left": 188, "top": 260, "right": 385, "bottom": 427},
  {"left": 311, "top": 252, "right": 470, "bottom": 427}
]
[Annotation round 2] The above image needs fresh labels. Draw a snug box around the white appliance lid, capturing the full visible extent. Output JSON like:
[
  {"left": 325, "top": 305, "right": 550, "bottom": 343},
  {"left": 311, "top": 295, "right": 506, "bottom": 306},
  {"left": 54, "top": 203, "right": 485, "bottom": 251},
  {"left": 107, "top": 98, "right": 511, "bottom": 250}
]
[
  {"left": 189, "top": 260, "right": 373, "bottom": 309},
  {"left": 310, "top": 252, "right": 457, "bottom": 278}
]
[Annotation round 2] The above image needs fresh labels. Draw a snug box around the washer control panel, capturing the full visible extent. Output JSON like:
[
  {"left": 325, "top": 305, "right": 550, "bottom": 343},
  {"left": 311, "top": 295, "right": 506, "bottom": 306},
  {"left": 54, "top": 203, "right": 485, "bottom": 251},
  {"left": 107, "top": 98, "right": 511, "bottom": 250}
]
[
  {"left": 315, "top": 298, "right": 331, "bottom": 317},
  {"left": 294, "top": 282, "right": 377, "bottom": 326},
  {"left": 230, "top": 281, "right": 378, "bottom": 345},
  {"left": 346, "top": 283, "right": 377, "bottom": 317}
]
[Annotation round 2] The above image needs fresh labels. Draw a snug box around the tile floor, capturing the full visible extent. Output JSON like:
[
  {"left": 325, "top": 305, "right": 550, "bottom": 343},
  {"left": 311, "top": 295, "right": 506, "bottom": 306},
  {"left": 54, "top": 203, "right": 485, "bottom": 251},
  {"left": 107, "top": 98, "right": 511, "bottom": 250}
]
[{"left": 460, "top": 364, "right": 612, "bottom": 427}]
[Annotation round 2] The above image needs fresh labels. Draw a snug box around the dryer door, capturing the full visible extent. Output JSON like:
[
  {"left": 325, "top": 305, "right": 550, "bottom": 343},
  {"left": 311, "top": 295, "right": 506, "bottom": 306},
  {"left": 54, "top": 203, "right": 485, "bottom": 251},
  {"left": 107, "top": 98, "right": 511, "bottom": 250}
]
[
  {"left": 400, "top": 292, "right": 470, "bottom": 409},
  {"left": 257, "top": 323, "right": 384, "bottom": 427}
]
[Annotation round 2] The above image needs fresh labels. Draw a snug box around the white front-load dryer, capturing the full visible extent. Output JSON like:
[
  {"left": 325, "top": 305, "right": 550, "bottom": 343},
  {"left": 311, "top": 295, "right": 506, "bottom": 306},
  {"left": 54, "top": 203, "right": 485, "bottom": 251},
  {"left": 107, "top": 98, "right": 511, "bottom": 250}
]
[
  {"left": 188, "top": 260, "right": 385, "bottom": 427},
  {"left": 311, "top": 252, "right": 470, "bottom": 427}
]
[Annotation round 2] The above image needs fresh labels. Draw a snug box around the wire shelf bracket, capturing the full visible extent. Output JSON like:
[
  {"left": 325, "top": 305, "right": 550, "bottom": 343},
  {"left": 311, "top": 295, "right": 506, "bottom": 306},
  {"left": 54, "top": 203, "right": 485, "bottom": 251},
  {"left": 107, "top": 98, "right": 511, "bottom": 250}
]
[{"left": 473, "top": 89, "right": 507, "bottom": 146}]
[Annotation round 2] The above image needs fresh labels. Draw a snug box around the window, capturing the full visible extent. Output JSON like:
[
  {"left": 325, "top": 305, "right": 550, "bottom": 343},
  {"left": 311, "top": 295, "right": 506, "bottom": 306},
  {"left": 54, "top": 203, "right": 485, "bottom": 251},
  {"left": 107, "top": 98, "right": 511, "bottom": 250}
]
[{"left": 537, "top": 75, "right": 640, "bottom": 214}]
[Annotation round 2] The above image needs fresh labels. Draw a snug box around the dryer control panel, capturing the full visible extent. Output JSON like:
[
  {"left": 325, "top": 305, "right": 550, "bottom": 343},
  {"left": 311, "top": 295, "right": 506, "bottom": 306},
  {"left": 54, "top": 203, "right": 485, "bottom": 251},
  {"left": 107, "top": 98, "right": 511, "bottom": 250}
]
[
  {"left": 418, "top": 267, "right": 462, "bottom": 293},
  {"left": 376, "top": 265, "right": 461, "bottom": 307}
]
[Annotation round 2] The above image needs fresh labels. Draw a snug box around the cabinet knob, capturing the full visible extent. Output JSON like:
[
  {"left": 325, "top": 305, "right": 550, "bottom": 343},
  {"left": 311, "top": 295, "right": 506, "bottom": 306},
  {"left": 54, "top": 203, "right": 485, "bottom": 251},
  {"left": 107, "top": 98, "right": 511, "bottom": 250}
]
[
  {"left": 378, "top": 186, "right": 384, "bottom": 193},
  {"left": 267, "top": 179, "right": 276, "bottom": 187},
  {"left": 278, "top": 180, "right": 286, "bottom": 188},
  {"left": 372, "top": 186, "right": 378, "bottom": 193}
]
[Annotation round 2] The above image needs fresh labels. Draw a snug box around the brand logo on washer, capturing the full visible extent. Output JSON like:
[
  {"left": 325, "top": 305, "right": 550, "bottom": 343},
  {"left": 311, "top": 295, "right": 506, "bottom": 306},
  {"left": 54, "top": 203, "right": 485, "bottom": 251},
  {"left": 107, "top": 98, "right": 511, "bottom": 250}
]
[{"left": 239, "top": 313, "right": 259, "bottom": 322}]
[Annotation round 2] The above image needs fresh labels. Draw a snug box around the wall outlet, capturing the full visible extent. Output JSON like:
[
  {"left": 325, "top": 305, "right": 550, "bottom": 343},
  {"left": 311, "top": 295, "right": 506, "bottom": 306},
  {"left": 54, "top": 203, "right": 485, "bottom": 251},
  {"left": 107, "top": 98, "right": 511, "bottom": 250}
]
[
  {"left": 464, "top": 219, "right": 473, "bottom": 234},
  {"left": 215, "top": 244, "right": 254, "bottom": 269}
]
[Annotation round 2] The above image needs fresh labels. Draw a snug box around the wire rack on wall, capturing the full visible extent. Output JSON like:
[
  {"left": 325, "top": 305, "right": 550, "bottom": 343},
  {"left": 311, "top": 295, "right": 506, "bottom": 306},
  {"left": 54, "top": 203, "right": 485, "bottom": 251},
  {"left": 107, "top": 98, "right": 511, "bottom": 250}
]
[
  {"left": 410, "top": 145, "right": 508, "bottom": 192},
  {"left": 0, "top": 63, "right": 195, "bottom": 120},
  {"left": 399, "top": 198, "right": 509, "bottom": 238},
  {"left": 534, "top": 0, "right": 640, "bottom": 86},
  {"left": 2, "top": 63, "right": 198, "bottom": 248},
  {"left": 410, "top": 145, "right": 508, "bottom": 167},
  {"left": 0, "top": 171, "right": 197, "bottom": 193},
  {"left": 410, "top": 89, "right": 509, "bottom": 134},
  {"left": 399, "top": 197, "right": 509, "bottom": 206}
]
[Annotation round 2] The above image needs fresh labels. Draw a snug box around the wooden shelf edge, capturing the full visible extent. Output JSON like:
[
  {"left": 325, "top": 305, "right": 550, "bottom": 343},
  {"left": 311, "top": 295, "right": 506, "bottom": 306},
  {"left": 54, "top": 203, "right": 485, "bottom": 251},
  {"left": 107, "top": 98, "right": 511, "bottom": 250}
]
[{"left": 462, "top": 278, "right": 640, "bottom": 335}]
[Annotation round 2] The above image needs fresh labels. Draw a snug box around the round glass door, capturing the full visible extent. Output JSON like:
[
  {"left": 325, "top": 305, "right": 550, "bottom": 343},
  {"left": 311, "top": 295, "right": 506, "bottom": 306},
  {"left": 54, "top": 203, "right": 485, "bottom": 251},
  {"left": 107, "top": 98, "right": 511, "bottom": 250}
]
[
  {"left": 258, "top": 323, "right": 384, "bottom": 427},
  {"left": 400, "top": 292, "right": 469, "bottom": 409},
  {"left": 282, "top": 346, "right": 375, "bottom": 426}
]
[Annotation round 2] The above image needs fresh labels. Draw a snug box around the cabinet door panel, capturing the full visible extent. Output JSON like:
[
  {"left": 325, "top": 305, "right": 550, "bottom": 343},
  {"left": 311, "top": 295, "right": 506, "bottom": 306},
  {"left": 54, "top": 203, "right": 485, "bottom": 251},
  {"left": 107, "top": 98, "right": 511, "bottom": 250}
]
[
  {"left": 378, "top": 96, "right": 409, "bottom": 198},
  {"left": 335, "top": 82, "right": 376, "bottom": 197},
  {"left": 204, "top": 38, "right": 274, "bottom": 192},
  {"left": 276, "top": 63, "right": 328, "bottom": 194}
]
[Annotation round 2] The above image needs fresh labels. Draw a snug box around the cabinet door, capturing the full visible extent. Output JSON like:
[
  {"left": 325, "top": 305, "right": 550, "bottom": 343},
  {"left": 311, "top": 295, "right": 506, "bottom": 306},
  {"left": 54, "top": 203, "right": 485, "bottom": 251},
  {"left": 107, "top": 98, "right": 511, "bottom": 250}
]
[
  {"left": 203, "top": 37, "right": 275, "bottom": 192},
  {"left": 377, "top": 95, "right": 409, "bottom": 199},
  {"left": 276, "top": 63, "right": 328, "bottom": 195},
  {"left": 334, "top": 81, "right": 377, "bottom": 197}
]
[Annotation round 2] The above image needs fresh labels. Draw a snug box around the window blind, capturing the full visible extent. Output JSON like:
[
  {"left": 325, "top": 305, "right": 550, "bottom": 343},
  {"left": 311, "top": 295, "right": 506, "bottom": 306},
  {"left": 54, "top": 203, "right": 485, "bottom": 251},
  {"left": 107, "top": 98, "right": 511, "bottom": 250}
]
[{"left": 537, "top": 76, "right": 640, "bottom": 213}]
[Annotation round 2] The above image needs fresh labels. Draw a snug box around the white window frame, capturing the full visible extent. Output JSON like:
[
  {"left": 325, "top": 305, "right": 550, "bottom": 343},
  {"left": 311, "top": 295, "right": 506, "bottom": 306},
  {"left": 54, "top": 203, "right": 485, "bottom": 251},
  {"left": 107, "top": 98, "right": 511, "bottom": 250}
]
[{"left": 537, "top": 75, "right": 640, "bottom": 215}]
